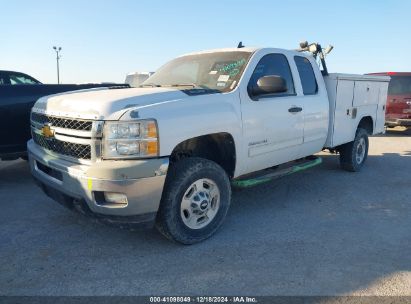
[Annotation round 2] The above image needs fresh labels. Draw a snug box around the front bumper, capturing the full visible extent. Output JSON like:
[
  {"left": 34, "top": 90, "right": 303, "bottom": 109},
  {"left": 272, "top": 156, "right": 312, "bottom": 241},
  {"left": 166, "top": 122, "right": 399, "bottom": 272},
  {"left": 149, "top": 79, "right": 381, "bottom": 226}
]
[
  {"left": 386, "top": 118, "right": 411, "bottom": 127},
  {"left": 28, "top": 140, "right": 169, "bottom": 227}
]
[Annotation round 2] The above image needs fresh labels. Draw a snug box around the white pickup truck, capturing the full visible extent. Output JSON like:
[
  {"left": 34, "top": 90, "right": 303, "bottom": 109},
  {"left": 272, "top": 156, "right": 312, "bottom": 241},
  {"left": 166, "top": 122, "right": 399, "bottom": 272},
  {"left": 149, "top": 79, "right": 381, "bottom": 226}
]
[{"left": 28, "top": 45, "right": 390, "bottom": 244}]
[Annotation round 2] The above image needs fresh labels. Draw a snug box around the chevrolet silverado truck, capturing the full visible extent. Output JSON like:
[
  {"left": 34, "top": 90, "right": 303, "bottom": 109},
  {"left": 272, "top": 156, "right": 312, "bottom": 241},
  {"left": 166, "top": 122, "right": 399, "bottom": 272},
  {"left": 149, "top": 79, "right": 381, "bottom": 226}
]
[
  {"left": 0, "top": 70, "right": 128, "bottom": 160},
  {"left": 27, "top": 44, "right": 390, "bottom": 244}
]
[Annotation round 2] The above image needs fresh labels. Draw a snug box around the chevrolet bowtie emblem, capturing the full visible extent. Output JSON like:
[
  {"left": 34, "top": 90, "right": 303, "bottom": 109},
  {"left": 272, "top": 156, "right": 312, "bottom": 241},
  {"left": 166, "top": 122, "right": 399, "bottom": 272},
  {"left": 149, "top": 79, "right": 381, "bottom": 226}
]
[{"left": 41, "top": 124, "right": 55, "bottom": 138}]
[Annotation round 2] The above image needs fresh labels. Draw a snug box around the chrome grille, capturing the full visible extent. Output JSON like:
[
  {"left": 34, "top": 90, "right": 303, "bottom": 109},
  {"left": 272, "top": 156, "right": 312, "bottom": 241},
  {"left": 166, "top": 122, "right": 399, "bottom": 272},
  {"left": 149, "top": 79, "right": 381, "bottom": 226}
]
[
  {"left": 31, "top": 112, "right": 93, "bottom": 131},
  {"left": 32, "top": 132, "right": 91, "bottom": 160}
]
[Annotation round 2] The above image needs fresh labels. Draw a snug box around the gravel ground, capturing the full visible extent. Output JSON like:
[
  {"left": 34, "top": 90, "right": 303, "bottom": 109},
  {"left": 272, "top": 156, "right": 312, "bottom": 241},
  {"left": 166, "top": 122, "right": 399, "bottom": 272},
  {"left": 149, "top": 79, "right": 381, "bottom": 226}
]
[{"left": 0, "top": 128, "right": 410, "bottom": 296}]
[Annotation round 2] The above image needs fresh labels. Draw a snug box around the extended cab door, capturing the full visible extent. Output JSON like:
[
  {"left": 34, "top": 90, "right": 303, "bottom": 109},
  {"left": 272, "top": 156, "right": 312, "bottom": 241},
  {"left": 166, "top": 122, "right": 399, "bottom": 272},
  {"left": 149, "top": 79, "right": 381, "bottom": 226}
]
[
  {"left": 239, "top": 51, "right": 304, "bottom": 173},
  {"left": 292, "top": 55, "right": 329, "bottom": 157}
]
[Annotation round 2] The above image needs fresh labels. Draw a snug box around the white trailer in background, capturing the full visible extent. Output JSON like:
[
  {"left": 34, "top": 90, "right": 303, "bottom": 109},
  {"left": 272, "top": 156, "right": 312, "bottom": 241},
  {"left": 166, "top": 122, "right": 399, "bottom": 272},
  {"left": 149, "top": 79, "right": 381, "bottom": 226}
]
[{"left": 125, "top": 72, "right": 154, "bottom": 87}]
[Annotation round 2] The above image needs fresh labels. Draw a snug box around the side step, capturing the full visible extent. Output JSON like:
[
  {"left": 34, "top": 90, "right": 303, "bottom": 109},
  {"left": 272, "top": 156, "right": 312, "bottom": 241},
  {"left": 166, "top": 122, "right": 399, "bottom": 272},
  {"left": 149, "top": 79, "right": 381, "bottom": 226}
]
[{"left": 231, "top": 156, "right": 322, "bottom": 188}]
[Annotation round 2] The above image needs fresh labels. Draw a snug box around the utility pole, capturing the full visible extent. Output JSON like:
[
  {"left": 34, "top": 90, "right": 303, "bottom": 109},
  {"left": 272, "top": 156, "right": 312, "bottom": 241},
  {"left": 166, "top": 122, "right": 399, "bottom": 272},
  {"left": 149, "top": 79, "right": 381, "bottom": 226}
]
[{"left": 53, "top": 46, "right": 62, "bottom": 84}]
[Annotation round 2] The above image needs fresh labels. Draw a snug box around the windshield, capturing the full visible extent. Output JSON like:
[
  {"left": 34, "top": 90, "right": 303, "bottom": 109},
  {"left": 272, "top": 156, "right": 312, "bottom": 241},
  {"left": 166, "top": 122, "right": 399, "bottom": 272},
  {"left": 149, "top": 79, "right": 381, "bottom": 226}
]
[
  {"left": 141, "top": 51, "right": 252, "bottom": 93},
  {"left": 0, "top": 72, "right": 41, "bottom": 85},
  {"left": 388, "top": 76, "right": 411, "bottom": 95}
]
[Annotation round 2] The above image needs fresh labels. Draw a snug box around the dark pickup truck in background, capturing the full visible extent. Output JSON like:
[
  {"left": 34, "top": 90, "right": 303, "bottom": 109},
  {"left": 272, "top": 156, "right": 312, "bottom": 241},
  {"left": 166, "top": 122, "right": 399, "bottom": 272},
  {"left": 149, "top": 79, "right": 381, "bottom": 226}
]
[{"left": 0, "top": 70, "right": 128, "bottom": 160}]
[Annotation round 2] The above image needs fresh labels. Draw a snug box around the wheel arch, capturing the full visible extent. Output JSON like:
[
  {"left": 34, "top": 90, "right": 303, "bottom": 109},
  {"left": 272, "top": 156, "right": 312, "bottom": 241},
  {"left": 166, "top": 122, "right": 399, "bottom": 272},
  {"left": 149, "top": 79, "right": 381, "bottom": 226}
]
[
  {"left": 169, "top": 132, "right": 237, "bottom": 178},
  {"left": 357, "top": 116, "right": 374, "bottom": 135}
]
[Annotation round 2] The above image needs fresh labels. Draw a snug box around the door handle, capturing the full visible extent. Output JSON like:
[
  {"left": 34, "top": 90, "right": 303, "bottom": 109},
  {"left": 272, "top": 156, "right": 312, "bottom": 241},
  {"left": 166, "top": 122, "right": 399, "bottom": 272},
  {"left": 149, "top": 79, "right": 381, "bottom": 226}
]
[{"left": 288, "top": 106, "right": 302, "bottom": 113}]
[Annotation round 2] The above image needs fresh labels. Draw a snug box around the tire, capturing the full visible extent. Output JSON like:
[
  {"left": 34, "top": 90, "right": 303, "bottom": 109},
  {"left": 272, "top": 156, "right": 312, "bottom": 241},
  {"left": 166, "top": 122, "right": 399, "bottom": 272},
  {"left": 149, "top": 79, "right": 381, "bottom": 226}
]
[
  {"left": 156, "top": 157, "right": 231, "bottom": 244},
  {"left": 339, "top": 128, "right": 369, "bottom": 172}
]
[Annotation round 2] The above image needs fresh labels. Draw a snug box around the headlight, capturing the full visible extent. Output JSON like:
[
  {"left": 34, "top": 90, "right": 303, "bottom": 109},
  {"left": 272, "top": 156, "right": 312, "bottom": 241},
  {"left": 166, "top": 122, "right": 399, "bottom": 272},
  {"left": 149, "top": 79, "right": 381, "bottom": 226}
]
[{"left": 103, "top": 120, "right": 159, "bottom": 158}]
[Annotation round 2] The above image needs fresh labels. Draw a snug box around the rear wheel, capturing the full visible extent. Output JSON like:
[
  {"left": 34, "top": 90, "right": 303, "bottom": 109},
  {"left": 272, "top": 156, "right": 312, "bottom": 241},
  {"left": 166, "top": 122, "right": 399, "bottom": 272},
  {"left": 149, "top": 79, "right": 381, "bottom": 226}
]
[
  {"left": 339, "top": 128, "right": 369, "bottom": 172},
  {"left": 156, "top": 157, "right": 231, "bottom": 244}
]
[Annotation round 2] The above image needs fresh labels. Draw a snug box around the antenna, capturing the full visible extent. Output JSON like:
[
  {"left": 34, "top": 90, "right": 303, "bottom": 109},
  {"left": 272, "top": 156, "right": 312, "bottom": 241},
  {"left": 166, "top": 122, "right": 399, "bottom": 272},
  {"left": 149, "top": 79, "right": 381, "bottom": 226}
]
[{"left": 237, "top": 41, "right": 245, "bottom": 48}]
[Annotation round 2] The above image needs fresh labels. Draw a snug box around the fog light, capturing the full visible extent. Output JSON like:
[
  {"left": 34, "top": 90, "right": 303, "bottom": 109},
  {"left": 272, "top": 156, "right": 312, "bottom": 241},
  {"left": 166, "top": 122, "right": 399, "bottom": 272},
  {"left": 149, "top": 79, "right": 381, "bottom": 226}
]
[{"left": 104, "top": 192, "right": 128, "bottom": 206}]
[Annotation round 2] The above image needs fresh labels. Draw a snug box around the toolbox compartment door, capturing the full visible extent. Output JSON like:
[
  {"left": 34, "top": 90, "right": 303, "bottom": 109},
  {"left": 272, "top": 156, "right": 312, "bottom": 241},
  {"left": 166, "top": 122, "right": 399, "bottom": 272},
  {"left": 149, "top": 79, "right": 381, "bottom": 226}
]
[{"left": 330, "top": 79, "right": 356, "bottom": 147}]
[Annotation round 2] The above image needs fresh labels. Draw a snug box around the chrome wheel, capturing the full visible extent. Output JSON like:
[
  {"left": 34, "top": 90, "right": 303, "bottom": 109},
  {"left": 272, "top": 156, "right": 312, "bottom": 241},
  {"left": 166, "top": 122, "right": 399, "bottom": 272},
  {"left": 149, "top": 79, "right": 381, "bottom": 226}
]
[
  {"left": 356, "top": 137, "right": 366, "bottom": 164},
  {"left": 180, "top": 178, "right": 220, "bottom": 229}
]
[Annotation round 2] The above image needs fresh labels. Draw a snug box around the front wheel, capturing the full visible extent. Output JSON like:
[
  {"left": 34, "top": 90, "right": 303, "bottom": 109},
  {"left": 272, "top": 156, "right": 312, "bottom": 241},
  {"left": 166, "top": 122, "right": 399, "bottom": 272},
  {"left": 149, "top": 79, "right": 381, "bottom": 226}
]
[
  {"left": 156, "top": 157, "right": 231, "bottom": 244},
  {"left": 339, "top": 128, "right": 369, "bottom": 172}
]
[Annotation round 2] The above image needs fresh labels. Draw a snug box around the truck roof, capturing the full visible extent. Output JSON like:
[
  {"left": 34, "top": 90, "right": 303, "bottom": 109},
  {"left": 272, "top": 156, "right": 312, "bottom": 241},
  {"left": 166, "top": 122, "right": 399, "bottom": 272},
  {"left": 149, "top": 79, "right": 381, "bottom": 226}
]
[
  {"left": 0, "top": 70, "right": 33, "bottom": 75},
  {"left": 181, "top": 47, "right": 307, "bottom": 58}
]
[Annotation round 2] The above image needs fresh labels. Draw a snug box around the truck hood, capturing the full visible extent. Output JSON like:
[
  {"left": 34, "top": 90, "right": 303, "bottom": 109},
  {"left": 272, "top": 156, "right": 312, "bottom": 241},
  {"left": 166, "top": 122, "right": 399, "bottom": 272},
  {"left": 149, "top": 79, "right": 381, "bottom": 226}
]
[{"left": 32, "top": 87, "right": 188, "bottom": 120}]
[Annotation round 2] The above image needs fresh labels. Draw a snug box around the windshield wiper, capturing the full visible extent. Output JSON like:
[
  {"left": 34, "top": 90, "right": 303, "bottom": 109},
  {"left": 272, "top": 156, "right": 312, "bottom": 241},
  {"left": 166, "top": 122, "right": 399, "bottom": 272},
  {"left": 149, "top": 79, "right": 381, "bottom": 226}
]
[
  {"left": 139, "top": 83, "right": 160, "bottom": 88},
  {"left": 162, "top": 83, "right": 198, "bottom": 88},
  {"left": 145, "top": 83, "right": 214, "bottom": 90}
]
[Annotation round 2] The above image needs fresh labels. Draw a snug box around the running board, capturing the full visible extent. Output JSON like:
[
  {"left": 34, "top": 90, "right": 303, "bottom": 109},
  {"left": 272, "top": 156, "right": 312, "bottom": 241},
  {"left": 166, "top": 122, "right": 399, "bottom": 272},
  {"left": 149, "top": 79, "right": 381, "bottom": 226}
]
[{"left": 231, "top": 156, "right": 322, "bottom": 188}]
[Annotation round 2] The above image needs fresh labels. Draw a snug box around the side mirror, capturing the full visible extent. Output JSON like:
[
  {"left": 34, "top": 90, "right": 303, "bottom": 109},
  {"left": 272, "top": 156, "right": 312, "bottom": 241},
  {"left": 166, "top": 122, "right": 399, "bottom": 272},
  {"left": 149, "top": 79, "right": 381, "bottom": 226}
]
[{"left": 250, "top": 75, "right": 287, "bottom": 97}]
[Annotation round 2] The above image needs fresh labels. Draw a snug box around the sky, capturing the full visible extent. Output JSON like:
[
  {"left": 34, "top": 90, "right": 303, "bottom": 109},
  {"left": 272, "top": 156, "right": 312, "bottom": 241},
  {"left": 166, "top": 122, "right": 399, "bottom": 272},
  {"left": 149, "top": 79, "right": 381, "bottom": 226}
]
[{"left": 1, "top": 0, "right": 410, "bottom": 84}]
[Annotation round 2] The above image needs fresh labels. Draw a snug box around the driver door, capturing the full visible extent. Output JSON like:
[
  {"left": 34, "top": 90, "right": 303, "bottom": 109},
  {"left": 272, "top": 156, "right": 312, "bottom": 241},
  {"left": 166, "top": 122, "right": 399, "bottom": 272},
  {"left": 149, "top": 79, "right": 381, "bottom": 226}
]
[{"left": 239, "top": 53, "right": 304, "bottom": 173}]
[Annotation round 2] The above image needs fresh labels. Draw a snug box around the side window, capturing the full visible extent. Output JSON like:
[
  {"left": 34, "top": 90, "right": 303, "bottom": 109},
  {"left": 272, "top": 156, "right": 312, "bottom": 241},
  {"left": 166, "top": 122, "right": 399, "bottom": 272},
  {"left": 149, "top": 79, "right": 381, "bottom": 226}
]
[
  {"left": 248, "top": 53, "right": 295, "bottom": 97},
  {"left": 294, "top": 56, "right": 318, "bottom": 95}
]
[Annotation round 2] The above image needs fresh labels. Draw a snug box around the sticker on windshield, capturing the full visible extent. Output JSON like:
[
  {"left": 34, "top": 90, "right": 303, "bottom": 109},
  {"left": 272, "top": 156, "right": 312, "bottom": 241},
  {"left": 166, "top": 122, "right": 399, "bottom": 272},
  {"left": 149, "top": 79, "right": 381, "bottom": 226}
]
[
  {"left": 218, "top": 75, "right": 230, "bottom": 82},
  {"left": 212, "top": 58, "right": 247, "bottom": 78},
  {"left": 209, "top": 70, "right": 217, "bottom": 75},
  {"left": 217, "top": 82, "right": 226, "bottom": 87},
  {"left": 218, "top": 58, "right": 246, "bottom": 73},
  {"left": 230, "top": 80, "right": 237, "bottom": 90},
  {"left": 228, "top": 69, "right": 240, "bottom": 77}
]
